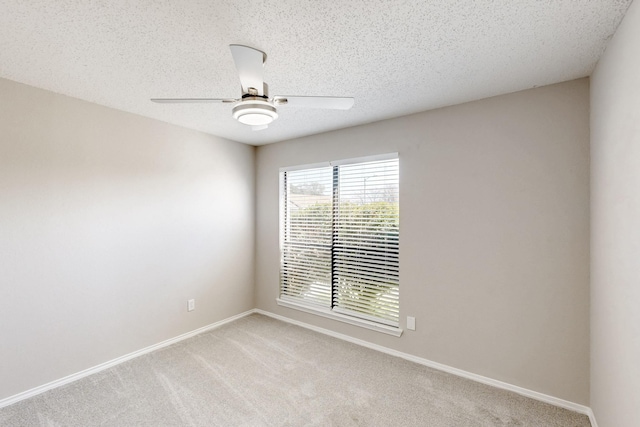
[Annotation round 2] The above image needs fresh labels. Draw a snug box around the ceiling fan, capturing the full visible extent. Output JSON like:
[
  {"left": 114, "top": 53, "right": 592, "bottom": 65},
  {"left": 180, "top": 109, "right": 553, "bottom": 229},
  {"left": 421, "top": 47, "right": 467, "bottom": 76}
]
[{"left": 151, "top": 44, "right": 354, "bottom": 131}]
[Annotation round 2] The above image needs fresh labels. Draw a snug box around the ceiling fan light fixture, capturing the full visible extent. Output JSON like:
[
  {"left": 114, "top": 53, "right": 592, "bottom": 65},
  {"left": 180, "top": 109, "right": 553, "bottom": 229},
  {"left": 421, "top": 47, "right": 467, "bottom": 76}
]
[
  {"left": 232, "top": 101, "right": 278, "bottom": 126},
  {"left": 151, "top": 45, "right": 354, "bottom": 130}
]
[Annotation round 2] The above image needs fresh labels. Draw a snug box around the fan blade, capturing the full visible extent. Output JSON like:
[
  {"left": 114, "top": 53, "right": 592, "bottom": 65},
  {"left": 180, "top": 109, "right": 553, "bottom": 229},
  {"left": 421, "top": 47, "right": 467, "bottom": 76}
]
[
  {"left": 273, "top": 96, "right": 354, "bottom": 110},
  {"left": 151, "top": 98, "right": 237, "bottom": 103},
  {"left": 229, "top": 44, "right": 266, "bottom": 96},
  {"left": 252, "top": 125, "right": 268, "bottom": 131}
]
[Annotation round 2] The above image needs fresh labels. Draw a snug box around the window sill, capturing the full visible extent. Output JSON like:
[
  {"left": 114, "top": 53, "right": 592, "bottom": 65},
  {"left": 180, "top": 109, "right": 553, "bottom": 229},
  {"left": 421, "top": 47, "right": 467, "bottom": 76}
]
[{"left": 276, "top": 297, "right": 403, "bottom": 337}]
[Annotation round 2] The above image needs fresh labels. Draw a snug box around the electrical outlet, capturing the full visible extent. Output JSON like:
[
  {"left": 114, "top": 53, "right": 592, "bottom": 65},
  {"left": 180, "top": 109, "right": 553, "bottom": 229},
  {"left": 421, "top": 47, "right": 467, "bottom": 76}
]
[
  {"left": 407, "top": 316, "right": 416, "bottom": 331},
  {"left": 188, "top": 299, "right": 195, "bottom": 312}
]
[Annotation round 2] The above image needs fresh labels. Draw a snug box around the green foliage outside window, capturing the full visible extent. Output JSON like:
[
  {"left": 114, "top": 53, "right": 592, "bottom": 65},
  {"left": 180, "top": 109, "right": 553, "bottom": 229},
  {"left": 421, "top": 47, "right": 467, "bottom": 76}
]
[{"left": 283, "top": 200, "right": 399, "bottom": 321}]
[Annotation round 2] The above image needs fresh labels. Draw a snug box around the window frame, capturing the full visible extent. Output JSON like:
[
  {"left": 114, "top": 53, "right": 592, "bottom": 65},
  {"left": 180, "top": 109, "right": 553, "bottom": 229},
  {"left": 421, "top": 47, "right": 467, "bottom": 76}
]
[{"left": 277, "top": 153, "right": 402, "bottom": 337}]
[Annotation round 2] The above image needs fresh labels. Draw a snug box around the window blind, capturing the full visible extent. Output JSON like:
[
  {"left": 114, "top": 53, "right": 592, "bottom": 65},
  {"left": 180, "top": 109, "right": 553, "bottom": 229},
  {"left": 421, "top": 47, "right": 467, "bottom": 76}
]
[
  {"left": 280, "top": 156, "right": 399, "bottom": 326},
  {"left": 332, "top": 159, "right": 400, "bottom": 325},
  {"left": 280, "top": 166, "right": 333, "bottom": 307}
]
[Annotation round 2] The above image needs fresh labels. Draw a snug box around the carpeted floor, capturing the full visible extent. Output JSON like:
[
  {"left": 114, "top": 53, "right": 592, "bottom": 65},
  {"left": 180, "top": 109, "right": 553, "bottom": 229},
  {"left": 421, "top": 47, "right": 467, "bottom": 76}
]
[{"left": 0, "top": 314, "right": 590, "bottom": 426}]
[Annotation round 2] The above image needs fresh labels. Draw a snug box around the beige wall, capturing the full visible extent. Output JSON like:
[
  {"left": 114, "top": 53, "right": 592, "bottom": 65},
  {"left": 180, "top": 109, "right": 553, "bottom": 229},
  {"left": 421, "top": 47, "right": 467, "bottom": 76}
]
[
  {"left": 256, "top": 79, "right": 590, "bottom": 404},
  {"left": 0, "top": 74, "right": 593, "bottom": 407},
  {"left": 0, "top": 78, "right": 255, "bottom": 400},
  {"left": 591, "top": 0, "right": 640, "bottom": 425}
]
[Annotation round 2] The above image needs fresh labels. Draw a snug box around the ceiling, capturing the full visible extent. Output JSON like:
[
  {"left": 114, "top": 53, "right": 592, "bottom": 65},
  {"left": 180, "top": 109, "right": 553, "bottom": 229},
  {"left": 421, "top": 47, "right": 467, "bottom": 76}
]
[{"left": 0, "top": 0, "right": 633, "bottom": 146}]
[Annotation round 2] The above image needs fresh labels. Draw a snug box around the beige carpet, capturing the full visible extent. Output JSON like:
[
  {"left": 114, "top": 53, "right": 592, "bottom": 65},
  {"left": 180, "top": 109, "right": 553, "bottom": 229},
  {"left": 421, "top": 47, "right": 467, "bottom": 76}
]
[{"left": 0, "top": 314, "right": 590, "bottom": 426}]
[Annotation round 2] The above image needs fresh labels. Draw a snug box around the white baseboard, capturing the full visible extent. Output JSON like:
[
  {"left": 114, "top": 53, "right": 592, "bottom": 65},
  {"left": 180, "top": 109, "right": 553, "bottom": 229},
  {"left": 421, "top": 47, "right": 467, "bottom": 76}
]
[
  {"left": 1, "top": 308, "right": 597, "bottom": 426},
  {"left": 255, "top": 309, "right": 594, "bottom": 421},
  {"left": 0, "top": 309, "right": 255, "bottom": 409}
]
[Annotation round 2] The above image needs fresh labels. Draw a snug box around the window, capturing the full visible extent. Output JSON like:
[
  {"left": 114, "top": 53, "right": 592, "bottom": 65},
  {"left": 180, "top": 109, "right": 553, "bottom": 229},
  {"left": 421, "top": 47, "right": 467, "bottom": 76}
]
[{"left": 278, "top": 154, "right": 400, "bottom": 335}]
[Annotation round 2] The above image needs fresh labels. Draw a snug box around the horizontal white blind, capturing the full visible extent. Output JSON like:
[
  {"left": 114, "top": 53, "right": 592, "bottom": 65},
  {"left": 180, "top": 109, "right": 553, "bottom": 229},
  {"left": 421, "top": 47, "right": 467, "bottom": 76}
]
[
  {"left": 280, "top": 156, "right": 399, "bottom": 326},
  {"left": 280, "top": 166, "right": 333, "bottom": 307},
  {"left": 333, "top": 159, "right": 399, "bottom": 325}
]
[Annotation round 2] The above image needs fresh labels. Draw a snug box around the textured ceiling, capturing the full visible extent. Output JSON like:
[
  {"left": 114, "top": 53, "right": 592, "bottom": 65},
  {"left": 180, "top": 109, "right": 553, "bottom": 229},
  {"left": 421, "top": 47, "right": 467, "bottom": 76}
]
[{"left": 0, "top": 0, "right": 633, "bottom": 145}]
